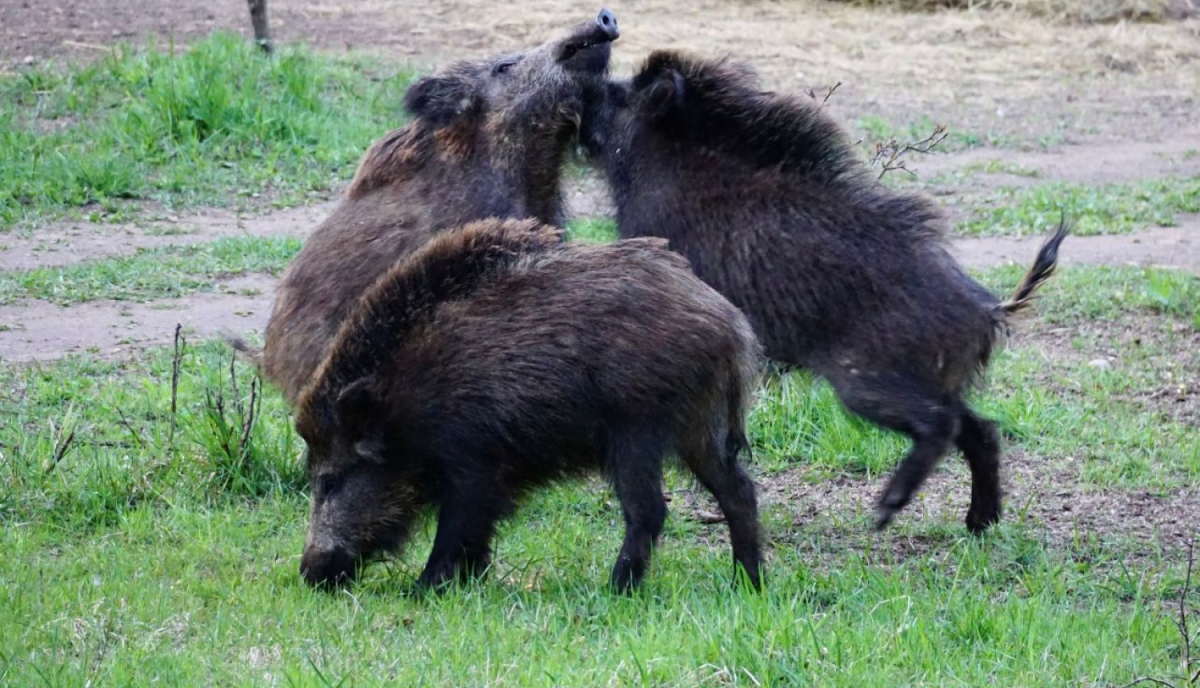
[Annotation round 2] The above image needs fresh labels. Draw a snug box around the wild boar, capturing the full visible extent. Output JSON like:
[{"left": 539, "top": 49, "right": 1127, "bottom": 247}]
[
  {"left": 582, "top": 51, "right": 1068, "bottom": 533},
  {"left": 235, "top": 10, "right": 621, "bottom": 403},
  {"left": 294, "top": 218, "right": 764, "bottom": 593}
]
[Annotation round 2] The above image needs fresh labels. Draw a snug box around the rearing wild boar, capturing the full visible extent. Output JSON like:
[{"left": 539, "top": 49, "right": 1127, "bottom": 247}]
[
  {"left": 242, "top": 10, "right": 621, "bottom": 404},
  {"left": 295, "top": 218, "right": 764, "bottom": 593},
  {"left": 582, "top": 51, "right": 1068, "bottom": 533}
]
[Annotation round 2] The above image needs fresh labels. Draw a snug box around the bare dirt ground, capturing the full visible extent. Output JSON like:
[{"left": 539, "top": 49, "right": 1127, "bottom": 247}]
[{"left": 1, "top": 0, "right": 1197, "bottom": 551}]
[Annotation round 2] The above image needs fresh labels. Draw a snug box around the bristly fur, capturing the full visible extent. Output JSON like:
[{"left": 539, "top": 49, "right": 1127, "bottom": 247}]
[
  {"left": 586, "top": 49, "right": 1070, "bottom": 534},
  {"left": 251, "top": 16, "right": 616, "bottom": 406},
  {"left": 298, "top": 219, "right": 562, "bottom": 419},
  {"left": 633, "top": 51, "right": 866, "bottom": 187},
  {"left": 292, "top": 217, "right": 765, "bottom": 593}
]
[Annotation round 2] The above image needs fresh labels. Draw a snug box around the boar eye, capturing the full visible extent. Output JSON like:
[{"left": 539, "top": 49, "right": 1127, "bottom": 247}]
[{"left": 493, "top": 60, "right": 517, "bottom": 76}]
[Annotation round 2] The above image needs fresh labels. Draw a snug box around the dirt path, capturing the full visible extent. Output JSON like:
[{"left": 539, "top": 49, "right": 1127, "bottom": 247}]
[
  {"left": 0, "top": 274, "right": 275, "bottom": 363},
  {"left": 746, "top": 449, "right": 1200, "bottom": 564},
  {"left": 0, "top": 202, "right": 336, "bottom": 272}
]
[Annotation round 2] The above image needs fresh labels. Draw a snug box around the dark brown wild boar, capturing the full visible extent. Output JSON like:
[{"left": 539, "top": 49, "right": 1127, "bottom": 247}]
[
  {"left": 293, "top": 218, "right": 763, "bottom": 593},
  {"left": 233, "top": 10, "right": 620, "bottom": 404},
  {"left": 582, "top": 51, "right": 1068, "bottom": 533}
]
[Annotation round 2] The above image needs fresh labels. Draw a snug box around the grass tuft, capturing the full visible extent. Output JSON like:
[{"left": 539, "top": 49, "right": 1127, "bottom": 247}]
[
  {"left": 0, "top": 33, "right": 417, "bottom": 230},
  {"left": 957, "top": 176, "right": 1200, "bottom": 236}
]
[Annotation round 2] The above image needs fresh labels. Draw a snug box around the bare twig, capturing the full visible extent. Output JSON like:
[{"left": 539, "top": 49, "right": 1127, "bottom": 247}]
[
  {"left": 168, "top": 324, "right": 184, "bottom": 447},
  {"left": 44, "top": 428, "right": 76, "bottom": 475},
  {"left": 1117, "top": 541, "right": 1197, "bottom": 688},
  {"left": 1121, "top": 679, "right": 1187, "bottom": 688},
  {"left": 237, "top": 374, "right": 260, "bottom": 457},
  {"left": 1182, "top": 542, "right": 1195, "bottom": 682},
  {"left": 868, "top": 124, "right": 949, "bottom": 180},
  {"left": 115, "top": 408, "right": 148, "bottom": 452},
  {"left": 805, "top": 81, "right": 842, "bottom": 105}
]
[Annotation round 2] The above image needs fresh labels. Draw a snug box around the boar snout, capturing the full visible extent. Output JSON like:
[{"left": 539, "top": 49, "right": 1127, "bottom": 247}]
[
  {"left": 595, "top": 9, "right": 619, "bottom": 41},
  {"left": 300, "top": 545, "right": 357, "bottom": 590}
]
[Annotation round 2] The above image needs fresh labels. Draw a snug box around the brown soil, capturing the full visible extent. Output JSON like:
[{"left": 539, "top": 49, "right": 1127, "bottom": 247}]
[
  {"left": 0, "top": 202, "right": 336, "bottom": 272},
  {"left": 748, "top": 450, "right": 1200, "bottom": 564},
  {"left": 950, "top": 218, "right": 1200, "bottom": 271},
  {"left": 0, "top": 274, "right": 274, "bottom": 363}
]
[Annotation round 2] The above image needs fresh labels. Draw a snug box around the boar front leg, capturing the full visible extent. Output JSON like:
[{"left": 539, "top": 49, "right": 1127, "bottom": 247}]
[{"left": 416, "top": 474, "right": 509, "bottom": 591}]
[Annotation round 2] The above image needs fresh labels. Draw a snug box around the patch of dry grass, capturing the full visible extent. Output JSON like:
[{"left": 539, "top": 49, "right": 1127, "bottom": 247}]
[{"left": 833, "top": 0, "right": 1197, "bottom": 23}]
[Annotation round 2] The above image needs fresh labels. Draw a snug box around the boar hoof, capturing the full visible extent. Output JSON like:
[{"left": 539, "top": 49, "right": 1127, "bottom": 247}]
[{"left": 965, "top": 504, "right": 1001, "bottom": 535}]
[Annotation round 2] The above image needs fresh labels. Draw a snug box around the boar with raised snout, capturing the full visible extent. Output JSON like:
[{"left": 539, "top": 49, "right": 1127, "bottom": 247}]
[
  {"left": 582, "top": 51, "right": 1068, "bottom": 533},
  {"left": 294, "top": 218, "right": 764, "bottom": 594},
  {"left": 233, "top": 10, "right": 621, "bottom": 404}
]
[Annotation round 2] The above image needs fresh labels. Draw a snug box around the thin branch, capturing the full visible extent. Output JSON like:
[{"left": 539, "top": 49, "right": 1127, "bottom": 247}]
[
  {"left": 806, "top": 81, "right": 842, "bottom": 105},
  {"left": 115, "top": 408, "right": 148, "bottom": 452},
  {"left": 1180, "top": 541, "right": 1195, "bottom": 684},
  {"left": 238, "top": 375, "right": 260, "bottom": 459},
  {"left": 869, "top": 124, "right": 949, "bottom": 180},
  {"left": 1119, "top": 679, "right": 1184, "bottom": 688},
  {"left": 168, "top": 324, "right": 184, "bottom": 447},
  {"left": 44, "top": 428, "right": 76, "bottom": 475}
]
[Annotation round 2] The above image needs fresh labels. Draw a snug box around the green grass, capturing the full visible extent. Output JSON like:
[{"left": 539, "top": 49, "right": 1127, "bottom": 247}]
[
  {"left": 2, "top": 264, "right": 1197, "bottom": 685},
  {"left": 0, "top": 236, "right": 300, "bottom": 305},
  {"left": 0, "top": 33, "right": 417, "bottom": 230},
  {"left": 956, "top": 176, "right": 1200, "bottom": 237}
]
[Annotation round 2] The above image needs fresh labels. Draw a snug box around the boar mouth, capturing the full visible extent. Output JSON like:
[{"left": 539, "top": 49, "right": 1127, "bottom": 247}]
[{"left": 556, "top": 9, "right": 619, "bottom": 72}]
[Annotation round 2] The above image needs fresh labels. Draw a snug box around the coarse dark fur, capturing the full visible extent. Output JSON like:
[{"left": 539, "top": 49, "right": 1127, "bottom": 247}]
[
  {"left": 582, "top": 50, "right": 1069, "bottom": 533},
  {"left": 231, "top": 11, "right": 620, "bottom": 404},
  {"left": 294, "top": 218, "right": 764, "bottom": 593}
]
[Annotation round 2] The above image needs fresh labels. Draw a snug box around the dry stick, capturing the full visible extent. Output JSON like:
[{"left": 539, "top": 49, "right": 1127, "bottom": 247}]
[
  {"left": 44, "top": 428, "right": 76, "bottom": 475},
  {"left": 168, "top": 324, "right": 184, "bottom": 447},
  {"left": 1180, "top": 541, "right": 1196, "bottom": 685},
  {"left": 1119, "top": 542, "right": 1198, "bottom": 688},
  {"left": 870, "top": 124, "right": 949, "bottom": 180},
  {"left": 238, "top": 376, "right": 260, "bottom": 459},
  {"left": 115, "top": 408, "right": 148, "bottom": 452},
  {"left": 805, "top": 81, "right": 842, "bottom": 106},
  {"left": 821, "top": 81, "right": 842, "bottom": 105}
]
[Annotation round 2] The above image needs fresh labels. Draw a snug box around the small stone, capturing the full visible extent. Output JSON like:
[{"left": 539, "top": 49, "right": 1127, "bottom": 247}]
[
  {"left": 22, "top": 55, "right": 35, "bottom": 65},
  {"left": 1088, "top": 358, "right": 1111, "bottom": 369}
]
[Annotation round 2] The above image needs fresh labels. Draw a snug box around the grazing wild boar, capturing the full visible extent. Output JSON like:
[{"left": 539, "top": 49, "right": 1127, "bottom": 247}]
[
  {"left": 582, "top": 51, "right": 1068, "bottom": 533},
  {"left": 294, "top": 218, "right": 764, "bottom": 593},
  {"left": 235, "top": 10, "right": 621, "bottom": 404}
]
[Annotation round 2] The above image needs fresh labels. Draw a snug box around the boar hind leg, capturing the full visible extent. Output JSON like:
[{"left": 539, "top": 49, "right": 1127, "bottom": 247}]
[
  {"left": 417, "top": 478, "right": 510, "bottom": 592},
  {"left": 679, "top": 426, "right": 762, "bottom": 591},
  {"left": 956, "top": 408, "right": 1002, "bottom": 534},
  {"left": 608, "top": 427, "right": 669, "bottom": 594},
  {"left": 833, "top": 374, "right": 961, "bottom": 531}
]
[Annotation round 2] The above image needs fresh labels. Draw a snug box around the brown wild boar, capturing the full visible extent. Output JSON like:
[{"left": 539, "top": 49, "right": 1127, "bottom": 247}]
[
  {"left": 294, "top": 218, "right": 764, "bottom": 593},
  {"left": 234, "top": 10, "right": 621, "bottom": 403},
  {"left": 582, "top": 51, "right": 1068, "bottom": 533}
]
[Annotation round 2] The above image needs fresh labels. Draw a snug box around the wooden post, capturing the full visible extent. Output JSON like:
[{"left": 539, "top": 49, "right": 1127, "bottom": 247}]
[{"left": 247, "top": 0, "right": 273, "bottom": 54}]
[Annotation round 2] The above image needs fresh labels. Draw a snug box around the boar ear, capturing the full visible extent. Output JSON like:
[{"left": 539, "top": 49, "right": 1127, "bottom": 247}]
[
  {"left": 403, "top": 75, "right": 480, "bottom": 127},
  {"left": 335, "top": 377, "right": 379, "bottom": 438},
  {"left": 645, "top": 70, "right": 685, "bottom": 121}
]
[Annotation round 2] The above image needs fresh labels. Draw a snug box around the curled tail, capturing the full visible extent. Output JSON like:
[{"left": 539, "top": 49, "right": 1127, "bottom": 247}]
[
  {"left": 226, "top": 335, "right": 264, "bottom": 370},
  {"left": 997, "top": 218, "right": 1070, "bottom": 316}
]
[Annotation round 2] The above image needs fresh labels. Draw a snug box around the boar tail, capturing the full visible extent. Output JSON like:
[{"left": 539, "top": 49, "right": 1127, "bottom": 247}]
[
  {"left": 226, "top": 335, "right": 264, "bottom": 370},
  {"left": 723, "top": 343, "right": 761, "bottom": 466},
  {"left": 997, "top": 217, "right": 1069, "bottom": 317}
]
